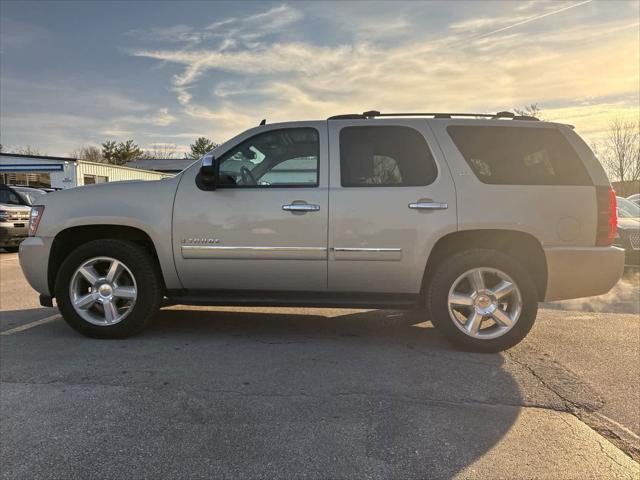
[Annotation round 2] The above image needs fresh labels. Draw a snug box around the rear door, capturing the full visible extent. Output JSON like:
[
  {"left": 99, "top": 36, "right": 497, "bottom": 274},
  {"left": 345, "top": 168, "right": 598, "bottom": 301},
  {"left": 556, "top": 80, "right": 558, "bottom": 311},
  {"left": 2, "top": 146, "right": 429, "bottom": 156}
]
[{"left": 327, "top": 119, "right": 457, "bottom": 294}]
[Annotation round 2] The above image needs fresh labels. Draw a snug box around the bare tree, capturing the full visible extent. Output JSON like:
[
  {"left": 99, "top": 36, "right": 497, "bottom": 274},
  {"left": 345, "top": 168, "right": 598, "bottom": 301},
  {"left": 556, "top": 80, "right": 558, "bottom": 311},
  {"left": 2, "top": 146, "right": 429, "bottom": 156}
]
[
  {"left": 144, "top": 144, "right": 177, "bottom": 159},
  {"left": 597, "top": 119, "right": 640, "bottom": 184},
  {"left": 70, "top": 145, "right": 104, "bottom": 163},
  {"left": 14, "top": 145, "right": 43, "bottom": 156},
  {"left": 514, "top": 103, "right": 543, "bottom": 120}
]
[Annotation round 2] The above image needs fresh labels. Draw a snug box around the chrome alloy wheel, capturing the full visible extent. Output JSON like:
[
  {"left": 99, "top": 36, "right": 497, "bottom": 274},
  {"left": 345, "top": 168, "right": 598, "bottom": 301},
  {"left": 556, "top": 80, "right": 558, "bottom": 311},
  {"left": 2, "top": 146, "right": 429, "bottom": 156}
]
[
  {"left": 69, "top": 257, "right": 137, "bottom": 326},
  {"left": 447, "top": 267, "right": 522, "bottom": 340}
]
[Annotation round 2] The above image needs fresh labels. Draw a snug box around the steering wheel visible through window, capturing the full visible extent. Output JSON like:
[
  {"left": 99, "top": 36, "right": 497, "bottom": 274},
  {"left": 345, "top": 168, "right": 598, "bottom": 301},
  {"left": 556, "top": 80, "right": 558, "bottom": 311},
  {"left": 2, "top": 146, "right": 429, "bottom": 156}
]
[{"left": 217, "top": 128, "right": 319, "bottom": 188}]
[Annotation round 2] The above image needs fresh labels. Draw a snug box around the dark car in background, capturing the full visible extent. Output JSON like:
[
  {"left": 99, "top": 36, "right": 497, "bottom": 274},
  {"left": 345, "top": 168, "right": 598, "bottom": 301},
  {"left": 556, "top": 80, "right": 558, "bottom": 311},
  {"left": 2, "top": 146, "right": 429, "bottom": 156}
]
[
  {"left": 0, "top": 185, "right": 46, "bottom": 252},
  {"left": 615, "top": 196, "right": 640, "bottom": 265}
]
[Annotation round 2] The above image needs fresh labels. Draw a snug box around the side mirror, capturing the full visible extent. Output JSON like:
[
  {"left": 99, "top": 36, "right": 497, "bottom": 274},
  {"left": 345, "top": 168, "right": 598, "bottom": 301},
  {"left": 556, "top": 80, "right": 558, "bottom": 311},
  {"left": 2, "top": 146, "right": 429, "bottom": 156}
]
[{"left": 196, "top": 155, "right": 218, "bottom": 191}]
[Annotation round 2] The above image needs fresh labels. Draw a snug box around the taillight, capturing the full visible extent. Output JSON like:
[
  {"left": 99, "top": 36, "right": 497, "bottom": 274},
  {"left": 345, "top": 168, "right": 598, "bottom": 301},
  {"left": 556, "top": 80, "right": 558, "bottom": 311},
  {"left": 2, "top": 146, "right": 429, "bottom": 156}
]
[
  {"left": 28, "top": 206, "right": 45, "bottom": 237},
  {"left": 595, "top": 186, "right": 616, "bottom": 246}
]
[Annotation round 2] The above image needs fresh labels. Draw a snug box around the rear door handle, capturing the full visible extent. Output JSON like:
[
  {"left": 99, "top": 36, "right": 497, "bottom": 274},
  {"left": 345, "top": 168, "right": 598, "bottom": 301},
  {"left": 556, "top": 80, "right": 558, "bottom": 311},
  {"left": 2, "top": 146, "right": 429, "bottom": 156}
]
[
  {"left": 282, "top": 203, "right": 321, "bottom": 212},
  {"left": 408, "top": 202, "right": 448, "bottom": 210}
]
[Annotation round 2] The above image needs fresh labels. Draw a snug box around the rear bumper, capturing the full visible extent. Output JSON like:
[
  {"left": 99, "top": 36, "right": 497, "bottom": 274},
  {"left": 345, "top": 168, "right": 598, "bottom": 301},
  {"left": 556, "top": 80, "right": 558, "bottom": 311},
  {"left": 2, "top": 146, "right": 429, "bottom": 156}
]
[
  {"left": 543, "top": 246, "right": 625, "bottom": 301},
  {"left": 18, "top": 236, "right": 53, "bottom": 296}
]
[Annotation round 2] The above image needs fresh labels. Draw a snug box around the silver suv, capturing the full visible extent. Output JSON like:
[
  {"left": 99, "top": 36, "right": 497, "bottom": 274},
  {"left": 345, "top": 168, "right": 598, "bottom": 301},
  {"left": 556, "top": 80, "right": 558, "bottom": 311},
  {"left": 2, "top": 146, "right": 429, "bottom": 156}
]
[{"left": 19, "top": 111, "right": 624, "bottom": 352}]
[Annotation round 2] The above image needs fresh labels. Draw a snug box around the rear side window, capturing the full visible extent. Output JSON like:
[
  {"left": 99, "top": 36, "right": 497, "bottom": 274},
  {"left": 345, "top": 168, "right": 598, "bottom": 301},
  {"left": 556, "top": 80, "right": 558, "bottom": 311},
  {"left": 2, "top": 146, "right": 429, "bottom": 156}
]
[
  {"left": 447, "top": 126, "right": 592, "bottom": 186},
  {"left": 340, "top": 126, "right": 437, "bottom": 187}
]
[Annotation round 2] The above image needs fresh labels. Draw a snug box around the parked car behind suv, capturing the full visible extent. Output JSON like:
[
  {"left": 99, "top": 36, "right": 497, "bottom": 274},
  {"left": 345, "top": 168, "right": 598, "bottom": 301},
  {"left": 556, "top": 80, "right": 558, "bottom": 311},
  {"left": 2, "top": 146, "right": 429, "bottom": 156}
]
[
  {"left": 0, "top": 185, "right": 45, "bottom": 252},
  {"left": 615, "top": 196, "right": 640, "bottom": 265},
  {"left": 19, "top": 111, "right": 624, "bottom": 352}
]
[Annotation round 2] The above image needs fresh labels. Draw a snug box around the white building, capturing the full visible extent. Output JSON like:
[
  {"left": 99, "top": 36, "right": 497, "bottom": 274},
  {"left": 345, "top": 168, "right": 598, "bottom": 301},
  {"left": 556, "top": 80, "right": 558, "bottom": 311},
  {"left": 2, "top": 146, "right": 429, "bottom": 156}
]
[{"left": 0, "top": 153, "right": 171, "bottom": 189}]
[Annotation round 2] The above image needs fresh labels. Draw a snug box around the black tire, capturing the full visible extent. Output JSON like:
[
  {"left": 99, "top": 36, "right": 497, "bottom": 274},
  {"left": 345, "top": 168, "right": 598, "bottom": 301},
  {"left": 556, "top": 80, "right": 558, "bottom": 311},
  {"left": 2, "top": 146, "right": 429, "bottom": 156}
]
[
  {"left": 427, "top": 249, "right": 538, "bottom": 353},
  {"left": 55, "top": 239, "right": 163, "bottom": 338},
  {"left": 3, "top": 246, "right": 19, "bottom": 253}
]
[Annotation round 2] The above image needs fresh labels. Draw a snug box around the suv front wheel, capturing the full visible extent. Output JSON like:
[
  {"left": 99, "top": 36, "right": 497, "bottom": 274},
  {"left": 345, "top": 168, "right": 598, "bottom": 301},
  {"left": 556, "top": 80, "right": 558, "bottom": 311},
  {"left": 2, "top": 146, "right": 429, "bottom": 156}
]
[
  {"left": 55, "top": 239, "right": 162, "bottom": 338},
  {"left": 427, "top": 249, "right": 538, "bottom": 352}
]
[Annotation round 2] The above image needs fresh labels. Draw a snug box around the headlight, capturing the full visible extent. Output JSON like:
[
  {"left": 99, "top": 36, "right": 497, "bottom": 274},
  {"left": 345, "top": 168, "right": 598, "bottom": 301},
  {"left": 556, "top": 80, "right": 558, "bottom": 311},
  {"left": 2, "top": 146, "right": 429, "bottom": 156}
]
[
  {"left": 0, "top": 210, "right": 8, "bottom": 221},
  {"left": 28, "top": 206, "right": 45, "bottom": 236}
]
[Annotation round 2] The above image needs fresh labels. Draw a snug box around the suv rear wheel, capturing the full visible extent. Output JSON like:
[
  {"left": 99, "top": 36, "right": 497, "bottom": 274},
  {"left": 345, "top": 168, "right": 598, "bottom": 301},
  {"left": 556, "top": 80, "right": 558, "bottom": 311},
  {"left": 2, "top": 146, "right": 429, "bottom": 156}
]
[
  {"left": 427, "top": 249, "right": 537, "bottom": 352},
  {"left": 55, "top": 239, "right": 162, "bottom": 338}
]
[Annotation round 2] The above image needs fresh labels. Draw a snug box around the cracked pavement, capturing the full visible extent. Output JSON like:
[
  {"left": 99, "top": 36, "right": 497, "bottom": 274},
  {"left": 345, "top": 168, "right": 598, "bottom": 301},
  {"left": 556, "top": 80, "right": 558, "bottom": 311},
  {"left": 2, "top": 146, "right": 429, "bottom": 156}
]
[{"left": 1, "top": 252, "right": 639, "bottom": 479}]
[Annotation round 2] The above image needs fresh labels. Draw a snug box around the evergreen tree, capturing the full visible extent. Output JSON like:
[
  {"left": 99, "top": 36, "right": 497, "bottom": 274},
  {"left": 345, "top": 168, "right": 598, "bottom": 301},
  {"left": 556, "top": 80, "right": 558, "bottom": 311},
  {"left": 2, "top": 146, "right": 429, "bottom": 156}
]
[{"left": 186, "top": 137, "right": 218, "bottom": 159}]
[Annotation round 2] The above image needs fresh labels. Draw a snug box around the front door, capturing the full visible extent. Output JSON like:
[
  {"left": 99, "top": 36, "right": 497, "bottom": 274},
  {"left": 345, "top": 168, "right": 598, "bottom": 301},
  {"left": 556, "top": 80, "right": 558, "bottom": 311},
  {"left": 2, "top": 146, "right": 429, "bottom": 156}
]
[
  {"left": 327, "top": 120, "right": 457, "bottom": 294},
  {"left": 173, "top": 123, "right": 328, "bottom": 292}
]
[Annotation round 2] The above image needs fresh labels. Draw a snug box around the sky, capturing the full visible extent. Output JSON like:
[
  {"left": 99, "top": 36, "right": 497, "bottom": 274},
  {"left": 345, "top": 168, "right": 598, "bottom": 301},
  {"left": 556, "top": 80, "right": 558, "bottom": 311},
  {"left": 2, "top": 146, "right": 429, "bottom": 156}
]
[{"left": 1, "top": 0, "right": 638, "bottom": 156}]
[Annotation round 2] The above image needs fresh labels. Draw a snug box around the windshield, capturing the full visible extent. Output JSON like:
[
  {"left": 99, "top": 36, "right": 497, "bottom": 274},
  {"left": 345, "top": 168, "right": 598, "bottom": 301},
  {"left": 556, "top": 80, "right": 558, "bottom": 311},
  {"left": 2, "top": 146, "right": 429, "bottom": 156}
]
[
  {"left": 617, "top": 196, "right": 640, "bottom": 218},
  {"left": 13, "top": 187, "right": 46, "bottom": 206}
]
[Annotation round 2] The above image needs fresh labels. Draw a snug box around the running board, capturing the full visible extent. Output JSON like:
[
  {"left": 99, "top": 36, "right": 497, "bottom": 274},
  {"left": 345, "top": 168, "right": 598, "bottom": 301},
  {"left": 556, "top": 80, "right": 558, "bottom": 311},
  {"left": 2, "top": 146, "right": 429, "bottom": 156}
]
[{"left": 164, "top": 290, "right": 420, "bottom": 310}]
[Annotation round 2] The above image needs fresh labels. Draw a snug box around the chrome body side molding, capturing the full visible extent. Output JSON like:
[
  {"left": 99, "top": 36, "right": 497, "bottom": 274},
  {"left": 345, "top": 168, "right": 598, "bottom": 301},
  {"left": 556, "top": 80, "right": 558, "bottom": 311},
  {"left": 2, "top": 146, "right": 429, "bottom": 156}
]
[
  {"left": 181, "top": 245, "right": 327, "bottom": 260},
  {"left": 331, "top": 247, "right": 402, "bottom": 261}
]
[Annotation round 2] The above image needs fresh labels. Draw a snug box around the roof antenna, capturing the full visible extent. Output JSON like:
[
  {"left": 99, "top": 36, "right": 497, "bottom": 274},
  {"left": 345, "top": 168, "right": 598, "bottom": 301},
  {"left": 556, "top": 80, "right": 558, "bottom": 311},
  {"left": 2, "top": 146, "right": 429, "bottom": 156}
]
[{"left": 259, "top": 119, "right": 266, "bottom": 126}]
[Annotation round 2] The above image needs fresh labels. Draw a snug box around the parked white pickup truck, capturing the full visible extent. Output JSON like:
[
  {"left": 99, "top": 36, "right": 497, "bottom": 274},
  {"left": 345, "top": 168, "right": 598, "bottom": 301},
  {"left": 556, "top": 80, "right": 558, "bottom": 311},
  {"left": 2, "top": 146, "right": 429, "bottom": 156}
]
[{"left": 19, "top": 111, "right": 624, "bottom": 351}]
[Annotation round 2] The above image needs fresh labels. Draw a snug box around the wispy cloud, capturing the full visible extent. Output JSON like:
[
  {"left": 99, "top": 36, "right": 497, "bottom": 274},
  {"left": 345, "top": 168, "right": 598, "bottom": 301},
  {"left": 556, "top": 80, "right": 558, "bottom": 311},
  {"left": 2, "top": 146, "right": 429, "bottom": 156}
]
[
  {"left": 472, "top": 0, "right": 593, "bottom": 39},
  {"left": 128, "top": 4, "right": 302, "bottom": 48},
  {"left": 2, "top": 1, "right": 638, "bottom": 155},
  {"left": 115, "top": 108, "right": 177, "bottom": 127},
  {"left": 127, "top": 2, "right": 638, "bottom": 142},
  {"left": 205, "top": 4, "right": 303, "bottom": 41}
]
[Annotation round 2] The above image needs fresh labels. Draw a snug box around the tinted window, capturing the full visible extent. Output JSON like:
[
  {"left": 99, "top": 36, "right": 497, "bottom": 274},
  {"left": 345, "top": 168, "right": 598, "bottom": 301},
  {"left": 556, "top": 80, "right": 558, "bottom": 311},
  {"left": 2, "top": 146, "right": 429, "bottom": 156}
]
[
  {"left": 447, "top": 126, "right": 592, "bottom": 186},
  {"left": 340, "top": 126, "right": 437, "bottom": 187},
  {"left": 617, "top": 197, "right": 640, "bottom": 218},
  {"left": 0, "top": 188, "right": 23, "bottom": 205},
  {"left": 218, "top": 128, "right": 319, "bottom": 187}
]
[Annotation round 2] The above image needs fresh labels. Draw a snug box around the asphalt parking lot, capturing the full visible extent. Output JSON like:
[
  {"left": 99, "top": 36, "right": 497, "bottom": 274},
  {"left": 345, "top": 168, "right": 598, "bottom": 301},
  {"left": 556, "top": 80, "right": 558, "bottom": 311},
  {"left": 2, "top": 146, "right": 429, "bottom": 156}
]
[{"left": 1, "top": 250, "right": 639, "bottom": 479}]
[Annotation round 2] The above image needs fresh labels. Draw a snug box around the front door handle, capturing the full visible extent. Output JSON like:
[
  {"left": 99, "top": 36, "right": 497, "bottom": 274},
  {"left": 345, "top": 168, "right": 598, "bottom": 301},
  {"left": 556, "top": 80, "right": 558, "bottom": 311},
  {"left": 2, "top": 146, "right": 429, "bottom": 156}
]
[
  {"left": 408, "top": 201, "right": 448, "bottom": 210},
  {"left": 282, "top": 203, "right": 320, "bottom": 212}
]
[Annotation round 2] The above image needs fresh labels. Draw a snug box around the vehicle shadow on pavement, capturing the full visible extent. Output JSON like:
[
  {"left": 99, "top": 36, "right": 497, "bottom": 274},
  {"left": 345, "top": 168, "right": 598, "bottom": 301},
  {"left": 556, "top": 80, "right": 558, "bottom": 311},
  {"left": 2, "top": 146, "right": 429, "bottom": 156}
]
[{"left": 1, "top": 307, "right": 524, "bottom": 478}]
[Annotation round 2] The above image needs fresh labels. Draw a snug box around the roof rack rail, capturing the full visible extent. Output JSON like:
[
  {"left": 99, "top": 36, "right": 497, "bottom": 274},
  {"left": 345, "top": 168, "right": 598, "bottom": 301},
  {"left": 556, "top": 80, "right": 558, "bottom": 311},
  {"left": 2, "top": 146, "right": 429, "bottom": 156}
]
[{"left": 327, "top": 110, "right": 539, "bottom": 121}]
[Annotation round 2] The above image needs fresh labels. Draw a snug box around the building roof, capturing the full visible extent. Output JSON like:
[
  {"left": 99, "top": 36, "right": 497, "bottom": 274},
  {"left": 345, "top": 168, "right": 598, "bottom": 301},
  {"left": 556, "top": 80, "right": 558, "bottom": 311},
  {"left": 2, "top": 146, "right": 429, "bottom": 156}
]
[
  {"left": 0, "top": 152, "right": 77, "bottom": 162},
  {"left": 125, "top": 158, "right": 196, "bottom": 173},
  {"left": 0, "top": 153, "right": 171, "bottom": 177}
]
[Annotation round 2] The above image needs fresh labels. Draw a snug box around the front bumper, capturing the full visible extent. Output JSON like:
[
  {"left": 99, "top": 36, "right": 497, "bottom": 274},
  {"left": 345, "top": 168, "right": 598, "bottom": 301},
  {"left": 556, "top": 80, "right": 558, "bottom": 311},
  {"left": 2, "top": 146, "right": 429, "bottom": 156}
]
[
  {"left": 613, "top": 231, "right": 640, "bottom": 266},
  {"left": 18, "top": 236, "right": 54, "bottom": 296},
  {"left": 0, "top": 223, "right": 28, "bottom": 247},
  {"left": 543, "top": 246, "right": 625, "bottom": 301}
]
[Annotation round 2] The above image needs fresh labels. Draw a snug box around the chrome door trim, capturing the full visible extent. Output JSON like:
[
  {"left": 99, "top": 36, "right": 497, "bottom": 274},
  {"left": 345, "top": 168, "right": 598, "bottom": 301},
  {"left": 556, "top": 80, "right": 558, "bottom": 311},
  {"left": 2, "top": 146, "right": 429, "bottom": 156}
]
[
  {"left": 181, "top": 245, "right": 327, "bottom": 260},
  {"left": 331, "top": 247, "right": 402, "bottom": 261},
  {"left": 332, "top": 247, "right": 402, "bottom": 253},
  {"left": 408, "top": 202, "right": 448, "bottom": 210},
  {"left": 282, "top": 204, "right": 321, "bottom": 212}
]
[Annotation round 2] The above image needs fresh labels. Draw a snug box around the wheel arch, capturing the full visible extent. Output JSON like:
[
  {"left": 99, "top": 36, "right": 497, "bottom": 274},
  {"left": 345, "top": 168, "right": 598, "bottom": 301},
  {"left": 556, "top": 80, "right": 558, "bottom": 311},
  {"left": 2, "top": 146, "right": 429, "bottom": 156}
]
[
  {"left": 421, "top": 229, "right": 548, "bottom": 302},
  {"left": 48, "top": 224, "right": 165, "bottom": 296}
]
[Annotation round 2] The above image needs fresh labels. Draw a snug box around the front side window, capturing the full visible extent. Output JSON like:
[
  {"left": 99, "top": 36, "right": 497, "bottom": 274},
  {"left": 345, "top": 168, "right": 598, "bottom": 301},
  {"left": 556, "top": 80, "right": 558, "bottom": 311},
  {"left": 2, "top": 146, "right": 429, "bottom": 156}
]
[
  {"left": 218, "top": 128, "right": 319, "bottom": 187},
  {"left": 447, "top": 126, "right": 593, "bottom": 186},
  {"left": 340, "top": 126, "right": 437, "bottom": 187}
]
